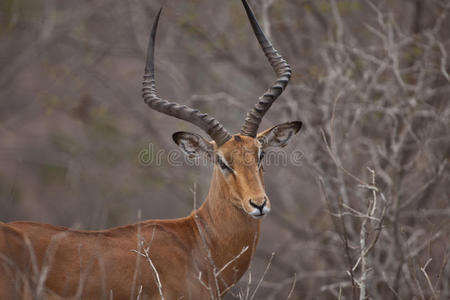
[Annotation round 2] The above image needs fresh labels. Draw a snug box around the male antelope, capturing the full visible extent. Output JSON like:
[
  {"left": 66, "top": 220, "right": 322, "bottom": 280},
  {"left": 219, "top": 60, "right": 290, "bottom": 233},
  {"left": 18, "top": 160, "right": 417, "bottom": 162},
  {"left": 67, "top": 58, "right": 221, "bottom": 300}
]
[{"left": 0, "top": 0, "right": 302, "bottom": 298}]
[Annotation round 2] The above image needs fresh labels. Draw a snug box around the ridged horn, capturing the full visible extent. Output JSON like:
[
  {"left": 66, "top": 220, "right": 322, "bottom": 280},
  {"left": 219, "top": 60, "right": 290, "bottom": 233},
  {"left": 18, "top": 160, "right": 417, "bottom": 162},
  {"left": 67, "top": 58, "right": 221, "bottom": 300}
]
[
  {"left": 142, "top": 8, "right": 232, "bottom": 146},
  {"left": 240, "top": 0, "right": 292, "bottom": 138}
]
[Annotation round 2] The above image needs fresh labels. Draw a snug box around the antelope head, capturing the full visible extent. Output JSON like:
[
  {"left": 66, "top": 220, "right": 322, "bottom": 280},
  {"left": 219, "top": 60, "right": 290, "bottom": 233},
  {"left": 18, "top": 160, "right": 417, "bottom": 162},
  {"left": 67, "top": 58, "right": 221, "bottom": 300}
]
[{"left": 142, "top": 0, "right": 302, "bottom": 219}]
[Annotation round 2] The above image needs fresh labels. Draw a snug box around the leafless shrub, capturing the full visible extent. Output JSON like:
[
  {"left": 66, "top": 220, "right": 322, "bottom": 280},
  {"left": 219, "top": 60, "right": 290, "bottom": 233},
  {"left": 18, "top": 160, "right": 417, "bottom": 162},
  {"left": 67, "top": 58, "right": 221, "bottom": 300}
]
[{"left": 1, "top": 0, "right": 449, "bottom": 299}]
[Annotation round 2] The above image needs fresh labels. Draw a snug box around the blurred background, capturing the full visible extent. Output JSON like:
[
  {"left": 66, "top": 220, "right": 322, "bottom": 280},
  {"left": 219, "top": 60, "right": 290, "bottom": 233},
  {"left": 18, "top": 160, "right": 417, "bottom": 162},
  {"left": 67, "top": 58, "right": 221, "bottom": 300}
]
[{"left": 0, "top": 0, "right": 449, "bottom": 299}]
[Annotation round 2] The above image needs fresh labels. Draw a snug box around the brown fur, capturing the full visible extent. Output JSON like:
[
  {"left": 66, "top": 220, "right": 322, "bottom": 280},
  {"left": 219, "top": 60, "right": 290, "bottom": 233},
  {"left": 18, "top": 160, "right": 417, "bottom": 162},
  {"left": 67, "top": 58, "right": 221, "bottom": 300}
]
[{"left": 0, "top": 135, "right": 272, "bottom": 299}]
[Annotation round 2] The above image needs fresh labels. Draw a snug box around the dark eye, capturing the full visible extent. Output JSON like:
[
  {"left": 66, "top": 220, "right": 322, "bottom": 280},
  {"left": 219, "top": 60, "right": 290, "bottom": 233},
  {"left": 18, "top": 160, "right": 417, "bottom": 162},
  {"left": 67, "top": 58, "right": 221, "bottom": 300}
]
[
  {"left": 259, "top": 150, "right": 265, "bottom": 164},
  {"left": 218, "top": 158, "right": 231, "bottom": 171}
]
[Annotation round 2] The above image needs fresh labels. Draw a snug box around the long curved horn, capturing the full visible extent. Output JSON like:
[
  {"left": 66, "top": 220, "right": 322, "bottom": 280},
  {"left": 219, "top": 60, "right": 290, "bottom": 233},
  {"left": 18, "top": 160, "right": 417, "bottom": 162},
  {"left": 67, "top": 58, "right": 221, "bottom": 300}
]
[
  {"left": 142, "top": 9, "right": 232, "bottom": 146},
  {"left": 240, "top": 0, "right": 292, "bottom": 138}
]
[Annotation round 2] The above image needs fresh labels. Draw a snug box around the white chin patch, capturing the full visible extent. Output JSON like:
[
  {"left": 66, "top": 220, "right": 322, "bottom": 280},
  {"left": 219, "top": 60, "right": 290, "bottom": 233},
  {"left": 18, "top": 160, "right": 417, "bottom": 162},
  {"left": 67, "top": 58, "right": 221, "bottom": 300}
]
[
  {"left": 250, "top": 213, "right": 266, "bottom": 219},
  {"left": 248, "top": 207, "right": 270, "bottom": 219}
]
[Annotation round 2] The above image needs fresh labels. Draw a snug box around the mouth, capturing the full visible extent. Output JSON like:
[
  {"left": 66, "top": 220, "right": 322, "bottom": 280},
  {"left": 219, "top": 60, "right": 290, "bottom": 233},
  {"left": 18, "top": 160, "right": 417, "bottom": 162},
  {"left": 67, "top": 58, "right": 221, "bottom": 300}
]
[
  {"left": 251, "top": 213, "right": 266, "bottom": 219},
  {"left": 247, "top": 199, "right": 271, "bottom": 219},
  {"left": 248, "top": 211, "right": 267, "bottom": 219},
  {"left": 236, "top": 200, "right": 270, "bottom": 219}
]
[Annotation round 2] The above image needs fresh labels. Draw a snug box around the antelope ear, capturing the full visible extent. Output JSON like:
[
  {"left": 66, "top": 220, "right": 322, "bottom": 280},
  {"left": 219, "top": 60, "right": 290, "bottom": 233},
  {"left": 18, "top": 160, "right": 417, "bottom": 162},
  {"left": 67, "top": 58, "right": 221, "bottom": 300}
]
[
  {"left": 172, "top": 132, "right": 214, "bottom": 159},
  {"left": 257, "top": 121, "right": 302, "bottom": 149}
]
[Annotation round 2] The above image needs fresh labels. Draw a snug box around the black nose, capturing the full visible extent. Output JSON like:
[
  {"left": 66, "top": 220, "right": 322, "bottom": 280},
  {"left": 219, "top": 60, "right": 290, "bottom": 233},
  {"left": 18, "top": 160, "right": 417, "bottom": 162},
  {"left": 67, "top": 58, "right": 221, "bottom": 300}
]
[{"left": 249, "top": 198, "right": 267, "bottom": 213}]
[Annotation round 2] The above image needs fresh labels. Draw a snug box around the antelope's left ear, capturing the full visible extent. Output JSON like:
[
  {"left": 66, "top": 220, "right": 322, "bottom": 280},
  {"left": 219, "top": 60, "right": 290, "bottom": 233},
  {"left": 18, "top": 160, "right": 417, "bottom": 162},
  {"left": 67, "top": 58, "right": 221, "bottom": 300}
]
[
  {"left": 172, "top": 131, "right": 214, "bottom": 160},
  {"left": 257, "top": 121, "right": 302, "bottom": 149}
]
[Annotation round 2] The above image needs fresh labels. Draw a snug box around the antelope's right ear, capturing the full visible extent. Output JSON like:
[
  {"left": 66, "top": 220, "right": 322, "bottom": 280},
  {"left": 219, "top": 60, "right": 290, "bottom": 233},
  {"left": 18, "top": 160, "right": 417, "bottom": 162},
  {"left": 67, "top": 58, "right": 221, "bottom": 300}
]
[
  {"left": 257, "top": 121, "right": 302, "bottom": 149},
  {"left": 172, "top": 132, "right": 214, "bottom": 160}
]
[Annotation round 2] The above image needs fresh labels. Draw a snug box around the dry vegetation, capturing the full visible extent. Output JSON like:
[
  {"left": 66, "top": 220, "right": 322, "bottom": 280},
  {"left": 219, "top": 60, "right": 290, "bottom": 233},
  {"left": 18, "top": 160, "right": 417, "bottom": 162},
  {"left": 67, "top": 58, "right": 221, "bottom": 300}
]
[{"left": 0, "top": 0, "right": 449, "bottom": 299}]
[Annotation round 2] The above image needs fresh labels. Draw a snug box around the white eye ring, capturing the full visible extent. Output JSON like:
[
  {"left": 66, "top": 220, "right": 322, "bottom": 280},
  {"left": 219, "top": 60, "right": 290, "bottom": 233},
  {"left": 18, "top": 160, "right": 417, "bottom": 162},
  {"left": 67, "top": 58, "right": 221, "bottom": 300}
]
[
  {"left": 217, "top": 154, "right": 233, "bottom": 173},
  {"left": 218, "top": 158, "right": 230, "bottom": 171}
]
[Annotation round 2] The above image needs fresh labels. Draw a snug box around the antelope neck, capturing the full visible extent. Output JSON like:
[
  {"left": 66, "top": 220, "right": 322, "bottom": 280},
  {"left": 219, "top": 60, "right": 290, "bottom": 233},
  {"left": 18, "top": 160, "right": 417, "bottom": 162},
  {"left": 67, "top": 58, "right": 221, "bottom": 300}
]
[{"left": 193, "top": 166, "right": 260, "bottom": 279}]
